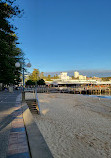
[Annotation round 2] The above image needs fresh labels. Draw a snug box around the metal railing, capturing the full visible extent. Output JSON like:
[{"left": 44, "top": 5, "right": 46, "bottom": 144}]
[
  {"left": 35, "top": 87, "right": 40, "bottom": 114},
  {"left": 24, "top": 85, "right": 111, "bottom": 98}
]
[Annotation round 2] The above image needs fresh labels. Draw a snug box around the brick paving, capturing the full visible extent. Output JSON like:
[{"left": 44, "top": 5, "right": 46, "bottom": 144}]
[{"left": 7, "top": 99, "right": 30, "bottom": 158}]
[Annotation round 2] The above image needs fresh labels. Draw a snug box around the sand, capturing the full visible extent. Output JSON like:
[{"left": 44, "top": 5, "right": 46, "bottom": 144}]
[{"left": 26, "top": 93, "right": 111, "bottom": 158}]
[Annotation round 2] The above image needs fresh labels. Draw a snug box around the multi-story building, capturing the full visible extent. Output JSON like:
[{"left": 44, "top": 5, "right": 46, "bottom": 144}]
[
  {"left": 59, "top": 72, "right": 70, "bottom": 80},
  {"left": 74, "top": 71, "right": 79, "bottom": 78},
  {"left": 79, "top": 75, "right": 86, "bottom": 80}
]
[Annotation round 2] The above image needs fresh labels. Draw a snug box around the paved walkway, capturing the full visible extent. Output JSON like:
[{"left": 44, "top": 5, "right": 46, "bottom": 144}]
[{"left": 0, "top": 90, "right": 30, "bottom": 158}]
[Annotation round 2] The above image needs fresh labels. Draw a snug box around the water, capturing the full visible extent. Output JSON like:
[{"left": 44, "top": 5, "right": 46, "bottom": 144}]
[{"left": 86, "top": 94, "right": 111, "bottom": 99}]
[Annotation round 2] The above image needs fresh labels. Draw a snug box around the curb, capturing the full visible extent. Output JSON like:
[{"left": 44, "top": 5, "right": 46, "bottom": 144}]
[{"left": 22, "top": 102, "right": 53, "bottom": 158}]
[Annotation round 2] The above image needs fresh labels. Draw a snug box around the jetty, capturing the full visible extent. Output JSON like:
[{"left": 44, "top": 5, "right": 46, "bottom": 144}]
[{"left": 25, "top": 84, "right": 111, "bottom": 95}]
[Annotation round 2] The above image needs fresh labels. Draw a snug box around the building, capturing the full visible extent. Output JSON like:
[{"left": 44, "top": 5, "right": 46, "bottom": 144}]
[
  {"left": 74, "top": 71, "right": 86, "bottom": 80},
  {"left": 79, "top": 75, "right": 86, "bottom": 80},
  {"left": 74, "top": 71, "right": 79, "bottom": 78},
  {"left": 92, "top": 76, "right": 102, "bottom": 81},
  {"left": 59, "top": 72, "right": 70, "bottom": 80},
  {"left": 25, "top": 74, "right": 30, "bottom": 82}
]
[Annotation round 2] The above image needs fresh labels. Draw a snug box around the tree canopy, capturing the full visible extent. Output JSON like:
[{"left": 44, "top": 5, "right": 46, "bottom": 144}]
[
  {"left": 29, "top": 69, "right": 40, "bottom": 82},
  {"left": 26, "top": 79, "right": 45, "bottom": 86},
  {"left": 0, "top": 0, "right": 24, "bottom": 85},
  {"left": 37, "top": 79, "right": 45, "bottom": 85},
  {"left": 25, "top": 80, "right": 35, "bottom": 86}
]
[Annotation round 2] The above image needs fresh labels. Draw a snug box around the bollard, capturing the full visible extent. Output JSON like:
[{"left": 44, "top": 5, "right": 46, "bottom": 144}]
[{"left": 22, "top": 91, "right": 25, "bottom": 102}]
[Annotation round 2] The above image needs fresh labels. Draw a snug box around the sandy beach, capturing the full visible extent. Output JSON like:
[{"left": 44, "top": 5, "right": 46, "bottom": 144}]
[{"left": 26, "top": 93, "right": 111, "bottom": 158}]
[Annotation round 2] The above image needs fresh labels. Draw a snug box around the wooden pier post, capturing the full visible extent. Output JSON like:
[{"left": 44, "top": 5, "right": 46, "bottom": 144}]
[
  {"left": 100, "top": 89, "right": 101, "bottom": 95},
  {"left": 80, "top": 89, "right": 81, "bottom": 94}
]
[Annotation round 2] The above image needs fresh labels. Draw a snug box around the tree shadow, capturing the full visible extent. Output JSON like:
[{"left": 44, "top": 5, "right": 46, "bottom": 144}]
[
  {"left": 0, "top": 106, "right": 27, "bottom": 131},
  {"left": 0, "top": 90, "right": 22, "bottom": 112}
]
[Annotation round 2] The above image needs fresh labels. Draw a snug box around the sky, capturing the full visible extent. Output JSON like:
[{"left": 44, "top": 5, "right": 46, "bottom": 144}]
[{"left": 13, "top": 0, "right": 111, "bottom": 74}]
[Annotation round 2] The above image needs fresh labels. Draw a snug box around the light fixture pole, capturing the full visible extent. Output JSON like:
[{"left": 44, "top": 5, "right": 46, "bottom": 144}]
[
  {"left": 22, "top": 59, "right": 25, "bottom": 92},
  {"left": 15, "top": 58, "right": 31, "bottom": 101}
]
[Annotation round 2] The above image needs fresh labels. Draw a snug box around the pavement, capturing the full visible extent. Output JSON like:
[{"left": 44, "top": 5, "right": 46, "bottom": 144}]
[
  {"left": 0, "top": 90, "right": 30, "bottom": 158},
  {"left": 0, "top": 90, "right": 53, "bottom": 158}
]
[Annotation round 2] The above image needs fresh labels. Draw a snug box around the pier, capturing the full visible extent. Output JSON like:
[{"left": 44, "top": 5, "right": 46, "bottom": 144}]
[{"left": 25, "top": 85, "right": 111, "bottom": 95}]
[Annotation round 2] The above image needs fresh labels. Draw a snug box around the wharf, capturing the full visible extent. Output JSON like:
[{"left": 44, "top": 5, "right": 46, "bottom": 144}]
[{"left": 25, "top": 86, "right": 111, "bottom": 95}]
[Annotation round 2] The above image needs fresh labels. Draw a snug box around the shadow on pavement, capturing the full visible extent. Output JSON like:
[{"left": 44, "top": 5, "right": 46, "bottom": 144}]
[{"left": 0, "top": 106, "right": 27, "bottom": 131}]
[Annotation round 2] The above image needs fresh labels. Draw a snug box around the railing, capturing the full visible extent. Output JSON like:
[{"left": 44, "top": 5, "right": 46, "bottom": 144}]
[
  {"left": 24, "top": 85, "right": 111, "bottom": 115},
  {"left": 24, "top": 85, "right": 111, "bottom": 94},
  {"left": 35, "top": 87, "right": 40, "bottom": 114}
]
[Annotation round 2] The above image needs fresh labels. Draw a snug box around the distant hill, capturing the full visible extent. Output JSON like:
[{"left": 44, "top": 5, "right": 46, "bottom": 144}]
[{"left": 44, "top": 70, "right": 111, "bottom": 78}]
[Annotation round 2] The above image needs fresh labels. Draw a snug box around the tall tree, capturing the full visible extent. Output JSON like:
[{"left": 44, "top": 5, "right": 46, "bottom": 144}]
[
  {"left": 47, "top": 74, "right": 52, "bottom": 81},
  {"left": 0, "top": 0, "right": 23, "bottom": 85},
  {"left": 29, "top": 69, "right": 40, "bottom": 82},
  {"left": 40, "top": 72, "right": 44, "bottom": 79}
]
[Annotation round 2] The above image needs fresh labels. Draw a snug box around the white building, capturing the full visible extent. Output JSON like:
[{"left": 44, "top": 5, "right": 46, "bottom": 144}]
[
  {"left": 74, "top": 71, "right": 79, "bottom": 78},
  {"left": 59, "top": 72, "right": 70, "bottom": 80},
  {"left": 79, "top": 75, "right": 86, "bottom": 80}
]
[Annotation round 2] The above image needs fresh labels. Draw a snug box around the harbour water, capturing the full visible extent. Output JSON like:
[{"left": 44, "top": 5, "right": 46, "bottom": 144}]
[{"left": 87, "top": 94, "right": 111, "bottom": 99}]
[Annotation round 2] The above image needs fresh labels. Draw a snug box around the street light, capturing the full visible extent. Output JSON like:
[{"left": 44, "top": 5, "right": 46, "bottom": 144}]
[
  {"left": 15, "top": 62, "right": 20, "bottom": 68},
  {"left": 15, "top": 58, "right": 31, "bottom": 101}
]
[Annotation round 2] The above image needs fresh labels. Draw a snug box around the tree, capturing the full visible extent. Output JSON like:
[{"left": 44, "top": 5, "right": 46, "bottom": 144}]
[
  {"left": 40, "top": 72, "right": 44, "bottom": 79},
  {"left": 53, "top": 75, "right": 56, "bottom": 79},
  {"left": 0, "top": 0, "right": 23, "bottom": 85},
  {"left": 101, "top": 77, "right": 111, "bottom": 81},
  {"left": 26, "top": 80, "right": 35, "bottom": 86},
  {"left": 29, "top": 69, "right": 40, "bottom": 82},
  {"left": 46, "top": 74, "right": 52, "bottom": 81},
  {"left": 55, "top": 74, "right": 59, "bottom": 79},
  {"left": 37, "top": 79, "right": 45, "bottom": 85}
]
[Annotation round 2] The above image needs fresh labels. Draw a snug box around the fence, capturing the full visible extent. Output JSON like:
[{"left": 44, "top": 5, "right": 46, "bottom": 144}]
[
  {"left": 25, "top": 85, "right": 111, "bottom": 94},
  {"left": 24, "top": 85, "right": 111, "bottom": 115}
]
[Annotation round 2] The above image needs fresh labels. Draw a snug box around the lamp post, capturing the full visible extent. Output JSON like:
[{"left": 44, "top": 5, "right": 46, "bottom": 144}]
[{"left": 15, "top": 59, "right": 31, "bottom": 101}]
